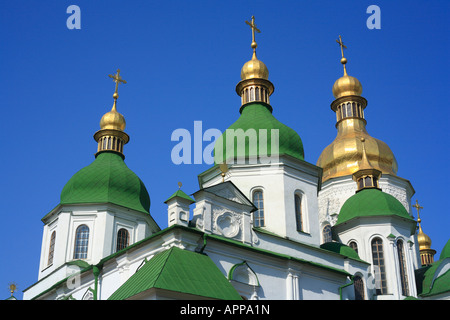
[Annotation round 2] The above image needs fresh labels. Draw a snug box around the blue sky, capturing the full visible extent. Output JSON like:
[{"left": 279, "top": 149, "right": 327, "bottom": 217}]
[{"left": 1, "top": 1, "right": 448, "bottom": 299}]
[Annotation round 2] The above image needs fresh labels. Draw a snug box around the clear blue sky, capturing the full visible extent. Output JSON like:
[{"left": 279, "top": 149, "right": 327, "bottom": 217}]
[{"left": 1, "top": 1, "right": 448, "bottom": 299}]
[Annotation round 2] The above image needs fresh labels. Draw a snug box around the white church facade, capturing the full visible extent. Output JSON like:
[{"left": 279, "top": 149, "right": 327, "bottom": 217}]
[{"left": 21, "top": 18, "right": 450, "bottom": 301}]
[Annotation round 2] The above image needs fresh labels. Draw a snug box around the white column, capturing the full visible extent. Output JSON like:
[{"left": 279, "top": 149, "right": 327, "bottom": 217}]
[
  {"left": 286, "top": 271, "right": 294, "bottom": 300},
  {"left": 389, "top": 237, "right": 401, "bottom": 299},
  {"left": 406, "top": 241, "right": 418, "bottom": 297}
]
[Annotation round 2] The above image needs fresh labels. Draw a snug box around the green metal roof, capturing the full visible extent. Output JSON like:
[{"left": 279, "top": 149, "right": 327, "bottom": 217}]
[
  {"left": 320, "top": 242, "right": 361, "bottom": 261},
  {"left": 439, "top": 238, "right": 450, "bottom": 260},
  {"left": 108, "top": 246, "right": 242, "bottom": 300},
  {"left": 336, "top": 188, "right": 414, "bottom": 226},
  {"left": 214, "top": 103, "right": 304, "bottom": 164},
  {"left": 164, "top": 189, "right": 195, "bottom": 204},
  {"left": 416, "top": 258, "right": 450, "bottom": 297},
  {"left": 415, "top": 238, "right": 450, "bottom": 297},
  {"left": 60, "top": 152, "right": 151, "bottom": 214}
]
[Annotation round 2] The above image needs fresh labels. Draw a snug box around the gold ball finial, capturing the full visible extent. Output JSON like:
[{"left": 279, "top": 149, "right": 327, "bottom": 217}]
[
  {"left": 251, "top": 41, "right": 257, "bottom": 49},
  {"left": 341, "top": 57, "right": 347, "bottom": 65},
  {"left": 113, "top": 92, "right": 119, "bottom": 99}
]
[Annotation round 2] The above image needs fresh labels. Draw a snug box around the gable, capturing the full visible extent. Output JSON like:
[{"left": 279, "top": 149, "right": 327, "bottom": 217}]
[
  {"left": 108, "top": 247, "right": 242, "bottom": 300},
  {"left": 200, "top": 181, "right": 257, "bottom": 212}
]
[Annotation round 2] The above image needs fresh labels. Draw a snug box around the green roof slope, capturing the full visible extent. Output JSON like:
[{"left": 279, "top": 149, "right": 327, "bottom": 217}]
[
  {"left": 415, "top": 239, "right": 450, "bottom": 298},
  {"left": 108, "top": 247, "right": 242, "bottom": 300},
  {"left": 439, "top": 238, "right": 450, "bottom": 260},
  {"left": 60, "top": 152, "right": 150, "bottom": 214},
  {"left": 164, "top": 189, "right": 195, "bottom": 204},
  {"left": 214, "top": 103, "right": 304, "bottom": 164},
  {"left": 336, "top": 188, "right": 413, "bottom": 226},
  {"left": 320, "top": 242, "right": 361, "bottom": 261}
]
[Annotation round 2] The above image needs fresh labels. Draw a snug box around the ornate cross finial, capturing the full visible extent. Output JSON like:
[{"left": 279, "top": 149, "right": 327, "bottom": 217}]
[
  {"left": 108, "top": 69, "right": 127, "bottom": 99},
  {"left": 219, "top": 163, "right": 228, "bottom": 183},
  {"left": 245, "top": 16, "right": 261, "bottom": 52},
  {"left": 8, "top": 282, "right": 17, "bottom": 297},
  {"left": 413, "top": 199, "right": 424, "bottom": 220},
  {"left": 336, "top": 35, "right": 348, "bottom": 75}
]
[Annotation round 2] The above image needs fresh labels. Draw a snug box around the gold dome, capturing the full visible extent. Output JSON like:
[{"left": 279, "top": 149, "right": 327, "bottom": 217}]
[
  {"left": 332, "top": 74, "right": 363, "bottom": 99},
  {"left": 317, "top": 122, "right": 398, "bottom": 182},
  {"left": 241, "top": 52, "right": 269, "bottom": 80},
  {"left": 417, "top": 225, "right": 432, "bottom": 250},
  {"left": 100, "top": 103, "right": 126, "bottom": 131},
  {"left": 317, "top": 36, "right": 398, "bottom": 182}
]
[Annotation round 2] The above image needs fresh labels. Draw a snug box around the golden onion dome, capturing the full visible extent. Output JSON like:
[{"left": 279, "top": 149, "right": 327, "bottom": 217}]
[
  {"left": 317, "top": 38, "right": 398, "bottom": 182},
  {"left": 417, "top": 227, "right": 432, "bottom": 250},
  {"left": 332, "top": 74, "right": 363, "bottom": 99},
  {"left": 100, "top": 95, "right": 126, "bottom": 131},
  {"left": 317, "top": 130, "right": 398, "bottom": 182},
  {"left": 241, "top": 52, "right": 269, "bottom": 80}
]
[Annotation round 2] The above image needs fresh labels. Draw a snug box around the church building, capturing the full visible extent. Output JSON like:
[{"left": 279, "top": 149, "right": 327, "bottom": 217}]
[{"left": 21, "top": 17, "right": 449, "bottom": 301}]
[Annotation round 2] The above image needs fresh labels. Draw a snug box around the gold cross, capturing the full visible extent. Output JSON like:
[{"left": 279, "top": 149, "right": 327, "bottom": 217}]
[
  {"left": 245, "top": 16, "right": 260, "bottom": 51},
  {"left": 336, "top": 35, "right": 347, "bottom": 59},
  {"left": 336, "top": 35, "right": 348, "bottom": 75},
  {"left": 413, "top": 199, "right": 423, "bottom": 219},
  {"left": 108, "top": 69, "right": 127, "bottom": 96}
]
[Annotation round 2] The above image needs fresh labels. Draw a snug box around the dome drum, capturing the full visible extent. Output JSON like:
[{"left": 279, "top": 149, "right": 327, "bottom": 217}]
[
  {"left": 94, "top": 127, "right": 130, "bottom": 157},
  {"left": 331, "top": 95, "right": 367, "bottom": 126},
  {"left": 236, "top": 78, "right": 274, "bottom": 111}
]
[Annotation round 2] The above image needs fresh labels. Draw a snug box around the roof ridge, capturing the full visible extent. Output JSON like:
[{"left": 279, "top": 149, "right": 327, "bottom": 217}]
[{"left": 152, "top": 247, "right": 176, "bottom": 288}]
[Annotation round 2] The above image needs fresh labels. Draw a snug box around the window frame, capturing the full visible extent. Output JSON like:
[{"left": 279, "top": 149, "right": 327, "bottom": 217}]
[
  {"left": 116, "top": 228, "right": 130, "bottom": 252},
  {"left": 294, "top": 193, "right": 303, "bottom": 232},
  {"left": 252, "top": 189, "right": 265, "bottom": 227},
  {"left": 353, "top": 275, "right": 365, "bottom": 300},
  {"left": 322, "top": 224, "right": 332, "bottom": 243},
  {"left": 73, "top": 224, "right": 90, "bottom": 260},
  {"left": 397, "top": 239, "right": 409, "bottom": 296},
  {"left": 47, "top": 231, "right": 56, "bottom": 266},
  {"left": 371, "top": 237, "right": 388, "bottom": 295}
]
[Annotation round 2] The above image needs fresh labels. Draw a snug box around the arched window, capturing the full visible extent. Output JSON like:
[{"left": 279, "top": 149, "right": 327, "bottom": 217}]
[
  {"left": 346, "top": 102, "right": 353, "bottom": 117},
  {"left": 352, "top": 102, "right": 357, "bottom": 118},
  {"left": 116, "top": 228, "right": 130, "bottom": 252},
  {"left": 322, "top": 225, "right": 332, "bottom": 243},
  {"left": 252, "top": 190, "right": 264, "bottom": 227},
  {"left": 371, "top": 238, "right": 387, "bottom": 295},
  {"left": 353, "top": 275, "right": 365, "bottom": 300},
  {"left": 364, "top": 176, "right": 373, "bottom": 187},
  {"left": 349, "top": 241, "right": 358, "bottom": 254},
  {"left": 73, "top": 225, "right": 89, "bottom": 259},
  {"left": 397, "top": 240, "right": 409, "bottom": 296},
  {"left": 294, "top": 194, "right": 302, "bottom": 232},
  {"left": 47, "top": 231, "right": 56, "bottom": 266}
]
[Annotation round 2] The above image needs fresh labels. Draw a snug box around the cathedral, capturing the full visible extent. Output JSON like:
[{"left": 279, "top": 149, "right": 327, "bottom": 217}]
[{"left": 21, "top": 17, "right": 449, "bottom": 301}]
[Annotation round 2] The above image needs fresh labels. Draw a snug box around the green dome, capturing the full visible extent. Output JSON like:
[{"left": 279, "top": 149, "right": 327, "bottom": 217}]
[
  {"left": 417, "top": 239, "right": 450, "bottom": 298},
  {"left": 320, "top": 242, "right": 360, "bottom": 260},
  {"left": 439, "top": 238, "right": 450, "bottom": 260},
  {"left": 214, "top": 103, "right": 304, "bottom": 164},
  {"left": 60, "top": 152, "right": 150, "bottom": 214},
  {"left": 336, "top": 188, "right": 413, "bottom": 226}
]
